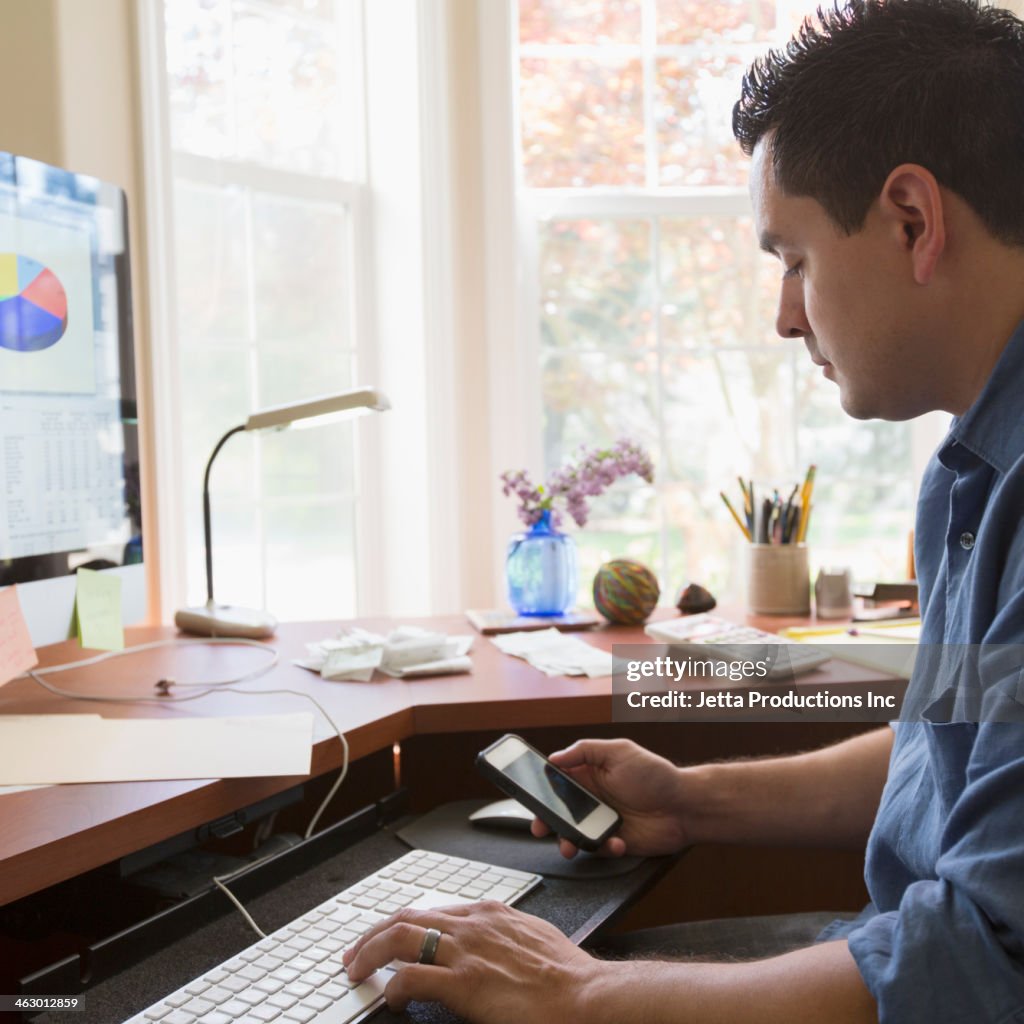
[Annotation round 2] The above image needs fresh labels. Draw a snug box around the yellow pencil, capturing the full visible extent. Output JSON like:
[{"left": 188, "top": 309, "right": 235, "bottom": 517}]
[
  {"left": 720, "top": 491, "right": 752, "bottom": 542},
  {"left": 797, "top": 464, "right": 816, "bottom": 543}
]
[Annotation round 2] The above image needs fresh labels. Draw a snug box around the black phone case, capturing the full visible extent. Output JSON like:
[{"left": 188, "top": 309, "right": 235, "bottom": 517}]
[{"left": 474, "top": 733, "right": 622, "bottom": 852}]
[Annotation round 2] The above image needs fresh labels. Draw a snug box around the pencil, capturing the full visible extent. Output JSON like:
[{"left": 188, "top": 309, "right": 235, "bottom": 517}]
[
  {"left": 798, "top": 465, "right": 816, "bottom": 543},
  {"left": 720, "top": 491, "right": 752, "bottom": 541}
]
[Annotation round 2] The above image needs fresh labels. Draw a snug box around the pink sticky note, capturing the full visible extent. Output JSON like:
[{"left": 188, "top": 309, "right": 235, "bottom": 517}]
[{"left": 0, "top": 586, "right": 38, "bottom": 687}]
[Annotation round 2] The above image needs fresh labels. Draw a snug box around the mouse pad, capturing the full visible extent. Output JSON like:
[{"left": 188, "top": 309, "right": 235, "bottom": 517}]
[{"left": 396, "top": 799, "right": 644, "bottom": 879}]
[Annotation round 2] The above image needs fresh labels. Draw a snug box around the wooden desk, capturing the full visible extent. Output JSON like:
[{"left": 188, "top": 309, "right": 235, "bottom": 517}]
[{"left": 0, "top": 613, "right": 880, "bottom": 908}]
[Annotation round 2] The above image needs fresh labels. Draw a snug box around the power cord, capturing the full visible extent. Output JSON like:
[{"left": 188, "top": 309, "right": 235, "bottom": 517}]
[{"left": 21, "top": 637, "right": 352, "bottom": 937}]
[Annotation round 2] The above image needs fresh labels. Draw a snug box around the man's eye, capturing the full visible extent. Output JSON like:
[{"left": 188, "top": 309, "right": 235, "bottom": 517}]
[{"left": 782, "top": 262, "right": 803, "bottom": 280}]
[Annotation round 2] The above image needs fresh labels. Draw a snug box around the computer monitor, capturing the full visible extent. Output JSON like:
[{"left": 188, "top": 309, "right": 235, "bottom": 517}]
[{"left": 0, "top": 151, "right": 146, "bottom": 646}]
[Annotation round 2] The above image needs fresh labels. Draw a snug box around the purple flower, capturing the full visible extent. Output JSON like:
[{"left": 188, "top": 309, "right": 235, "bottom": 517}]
[{"left": 500, "top": 439, "right": 654, "bottom": 529}]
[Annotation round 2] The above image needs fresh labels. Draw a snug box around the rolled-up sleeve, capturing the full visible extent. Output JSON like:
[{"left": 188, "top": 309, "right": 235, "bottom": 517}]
[{"left": 849, "top": 724, "right": 1024, "bottom": 1023}]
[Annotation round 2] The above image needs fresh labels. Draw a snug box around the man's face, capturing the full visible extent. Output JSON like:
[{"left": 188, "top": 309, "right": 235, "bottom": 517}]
[{"left": 750, "top": 140, "right": 933, "bottom": 421}]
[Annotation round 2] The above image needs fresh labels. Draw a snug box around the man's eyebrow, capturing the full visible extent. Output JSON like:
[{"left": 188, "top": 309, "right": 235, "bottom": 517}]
[{"left": 759, "top": 232, "right": 783, "bottom": 256}]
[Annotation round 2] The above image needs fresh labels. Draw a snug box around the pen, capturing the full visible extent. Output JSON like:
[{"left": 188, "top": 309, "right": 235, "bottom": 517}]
[{"left": 720, "top": 491, "right": 752, "bottom": 541}]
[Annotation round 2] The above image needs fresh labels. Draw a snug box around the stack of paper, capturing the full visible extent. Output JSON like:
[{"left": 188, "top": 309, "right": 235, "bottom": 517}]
[
  {"left": 0, "top": 713, "right": 313, "bottom": 785},
  {"left": 295, "top": 626, "right": 473, "bottom": 682},
  {"left": 490, "top": 628, "right": 613, "bottom": 678}
]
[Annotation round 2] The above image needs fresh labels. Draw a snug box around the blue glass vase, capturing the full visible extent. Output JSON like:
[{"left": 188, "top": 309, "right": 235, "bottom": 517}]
[{"left": 505, "top": 510, "right": 578, "bottom": 615}]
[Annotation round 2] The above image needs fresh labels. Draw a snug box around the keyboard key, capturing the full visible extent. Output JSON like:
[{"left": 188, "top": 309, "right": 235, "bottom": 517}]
[
  {"left": 163, "top": 1013, "right": 197, "bottom": 1024},
  {"left": 220, "top": 1001, "right": 251, "bottom": 1018},
  {"left": 254, "top": 978, "right": 285, "bottom": 995},
  {"left": 165, "top": 992, "right": 190, "bottom": 1008},
  {"left": 182, "top": 996, "right": 216, "bottom": 1015},
  {"left": 319, "top": 982, "right": 348, "bottom": 1000},
  {"left": 304, "top": 992, "right": 333, "bottom": 1013},
  {"left": 143, "top": 1007, "right": 171, "bottom": 1020},
  {"left": 249, "top": 1006, "right": 282, "bottom": 1022},
  {"left": 196, "top": 1012, "right": 232, "bottom": 1024},
  {"left": 220, "top": 976, "right": 249, "bottom": 995},
  {"left": 283, "top": 982, "right": 315, "bottom": 1000},
  {"left": 270, "top": 966, "right": 302, "bottom": 984},
  {"left": 185, "top": 980, "right": 211, "bottom": 996},
  {"left": 281, "top": 1009, "right": 316, "bottom": 1024},
  {"left": 266, "top": 993, "right": 298, "bottom": 1011}
]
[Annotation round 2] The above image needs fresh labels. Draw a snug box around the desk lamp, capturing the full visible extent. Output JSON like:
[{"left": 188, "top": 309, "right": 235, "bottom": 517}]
[{"left": 175, "top": 386, "right": 390, "bottom": 639}]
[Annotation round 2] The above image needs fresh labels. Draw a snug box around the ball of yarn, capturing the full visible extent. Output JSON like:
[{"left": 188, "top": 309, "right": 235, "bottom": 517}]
[{"left": 593, "top": 559, "right": 660, "bottom": 625}]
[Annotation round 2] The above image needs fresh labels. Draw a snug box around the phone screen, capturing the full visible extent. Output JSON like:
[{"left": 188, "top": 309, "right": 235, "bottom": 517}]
[{"left": 502, "top": 747, "right": 600, "bottom": 824}]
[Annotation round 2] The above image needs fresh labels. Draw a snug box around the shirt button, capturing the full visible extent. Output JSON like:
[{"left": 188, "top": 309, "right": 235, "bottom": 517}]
[{"left": 960, "top": 531, "right": 976, "bottom": 551}]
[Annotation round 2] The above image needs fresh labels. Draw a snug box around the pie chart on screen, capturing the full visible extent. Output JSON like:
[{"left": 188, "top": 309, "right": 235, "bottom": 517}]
[{"left": 0, "top": 254, "right": 69, "bottom": 353}]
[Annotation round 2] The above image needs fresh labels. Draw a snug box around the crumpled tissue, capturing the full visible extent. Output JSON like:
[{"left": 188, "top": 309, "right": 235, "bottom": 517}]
[{"left": 295, "top": 626, "right": 473, "bottom": 682}]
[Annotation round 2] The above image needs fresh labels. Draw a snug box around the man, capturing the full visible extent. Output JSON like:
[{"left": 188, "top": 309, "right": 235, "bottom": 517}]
[{"left": 344, "top": 1, "right": 1024, "bottom": 1019}]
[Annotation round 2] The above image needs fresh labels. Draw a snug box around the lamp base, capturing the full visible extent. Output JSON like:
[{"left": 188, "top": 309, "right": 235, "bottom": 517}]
[{"left": 174, "top": 602, "right": 277, "bottom": 639}]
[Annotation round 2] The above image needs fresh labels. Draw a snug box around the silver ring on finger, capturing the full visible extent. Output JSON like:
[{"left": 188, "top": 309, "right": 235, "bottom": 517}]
[{"left": 418, "top": 926, "right": 442, "bottom": 965}]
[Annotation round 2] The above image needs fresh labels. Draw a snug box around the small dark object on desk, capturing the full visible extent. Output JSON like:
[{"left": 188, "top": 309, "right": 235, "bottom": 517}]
[{"left": 676, "top": 582, "right": 717, "bottom": 614}]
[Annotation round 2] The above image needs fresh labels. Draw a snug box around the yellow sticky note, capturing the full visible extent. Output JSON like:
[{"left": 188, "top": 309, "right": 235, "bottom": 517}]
[
  {"left": 75, "top": 568, "right": 124, "bottom": 651},
  {"left": 0, "top": 253, "right": 18, "bottom": 299},
  {"left": 0, "top": 586, "right": 38, "bottom": 687}
]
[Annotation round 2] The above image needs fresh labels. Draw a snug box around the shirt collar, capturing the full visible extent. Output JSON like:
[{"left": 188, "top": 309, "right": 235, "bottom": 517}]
[{"left": 945, "top": 318, "right": 1024, "bottom": 474}]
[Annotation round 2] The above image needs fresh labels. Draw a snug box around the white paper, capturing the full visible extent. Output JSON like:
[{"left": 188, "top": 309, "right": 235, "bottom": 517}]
[
  {"left": 491, "top": 629, "right": 613, "bottom": 678},
  {"left": 0, "top": 712, "right": 314, "bottom": 785}
]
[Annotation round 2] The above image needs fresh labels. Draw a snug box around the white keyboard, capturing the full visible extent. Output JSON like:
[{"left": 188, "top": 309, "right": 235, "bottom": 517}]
[
  {"left": 123, "top": 849, "right": 541, "bottom": 1024},
  {"left": 645, "top": 614, "right": 831, "bottom": 678}
]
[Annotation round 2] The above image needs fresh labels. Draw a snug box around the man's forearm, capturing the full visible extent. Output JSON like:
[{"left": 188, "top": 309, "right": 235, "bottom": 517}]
[
  {"left": 681, "top": 726, "right": 893, "bottom": 849},
  {"left": 578, "top": 939, "right": 877, "bottom": 1024}
]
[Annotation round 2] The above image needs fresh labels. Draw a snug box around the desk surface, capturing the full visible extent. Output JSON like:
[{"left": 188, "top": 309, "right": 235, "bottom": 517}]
[{"left": 0, "top": 612, "right": 876, "bottom": 907}]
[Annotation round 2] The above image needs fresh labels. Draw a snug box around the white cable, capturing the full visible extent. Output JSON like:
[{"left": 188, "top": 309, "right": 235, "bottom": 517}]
[
  {"left": 212, "top": 872, "right": 267, "bottom": 940},
  {"left": 19, "top": 637, "right": 352, "bottom": 934}
]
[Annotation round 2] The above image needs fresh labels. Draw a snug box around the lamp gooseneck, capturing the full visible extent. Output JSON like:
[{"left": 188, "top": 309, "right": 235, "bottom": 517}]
[{"left": 202, "top": 424, "right": 245, "bottom": 605}]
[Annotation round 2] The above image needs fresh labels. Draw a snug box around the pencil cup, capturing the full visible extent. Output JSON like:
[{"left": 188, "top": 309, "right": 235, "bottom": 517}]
[{"left": 744, "top": 544, "right": 811, "bottom": 616}]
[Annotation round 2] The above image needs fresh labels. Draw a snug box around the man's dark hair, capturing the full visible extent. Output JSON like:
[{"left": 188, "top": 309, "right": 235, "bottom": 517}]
[{"left": 733, "top": 0, "right": 1024, "bottom": 245}]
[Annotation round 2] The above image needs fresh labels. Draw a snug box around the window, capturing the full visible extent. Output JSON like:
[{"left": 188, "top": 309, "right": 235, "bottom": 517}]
[
  {"left": 148, "top": 0, "right": 370, "bottom": 619},
  {"left": 515, "top": 0, "right": 920, "bottom": 602}
]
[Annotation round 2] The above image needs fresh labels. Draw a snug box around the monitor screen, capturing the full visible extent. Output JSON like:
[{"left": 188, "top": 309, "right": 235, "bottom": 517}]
[{"left": 0, "top": 151, "right": 144, "bottom": 645}]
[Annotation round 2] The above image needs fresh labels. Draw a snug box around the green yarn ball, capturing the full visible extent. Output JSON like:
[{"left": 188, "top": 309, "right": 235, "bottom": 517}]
[{"left": 593, "top": 559, "right": 660, "bottom": 625}]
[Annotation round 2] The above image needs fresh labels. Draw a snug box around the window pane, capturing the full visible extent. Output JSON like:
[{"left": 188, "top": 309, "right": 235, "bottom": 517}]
[
  {"left": 540, "top": 218, "right": 653, "bottom": 350},
  {"left": 661, "top": 347, "right": 797, "bottom": 484},
  {"left": 655, "top": 50, "right": 752, "bottom": 186},
  {"left": 656, "top": 0, "right": 777, "bottom": 45},
  {"left": 660, "top": 215, "right": 777, "bottom": 347},
  {"left": 520, "top": 58, "right": 645, "bottom": 187},
  {"left": 165, "top": 0, "right": 231, "bottom": 160},
  {"left": 251, "top": 194, "right": 350, "bottom": 345},
  {"left": 796, "top": 362, "right": 914, "bottom": 578},
  {"left": 232, "top": 2, "right": 342, "bottom": 175},
  {"left": 542, "top": 348, "right": 659, "bottom": 465},
  {"left": 264, "top": 499, "right": 357, "bottom": 619},
  {"left": 260, "top": 420, "right": 356, "bottom": 500},
  {"left": 520, "top": 0, "right": 641, "bottom": 44},
  {"left": 173, "top": 182, "right": 249, "bottom": 345}
]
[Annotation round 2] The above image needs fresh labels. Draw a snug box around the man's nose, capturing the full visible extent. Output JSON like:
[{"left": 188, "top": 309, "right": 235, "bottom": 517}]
[{"left": 775, "top": 280, "right": 811, "bottom": 340}]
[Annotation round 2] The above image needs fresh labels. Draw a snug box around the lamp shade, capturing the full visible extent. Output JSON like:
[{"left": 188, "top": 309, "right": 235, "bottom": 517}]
[{"left": 244, "top": 387, "right": 390, "bottom": 432}]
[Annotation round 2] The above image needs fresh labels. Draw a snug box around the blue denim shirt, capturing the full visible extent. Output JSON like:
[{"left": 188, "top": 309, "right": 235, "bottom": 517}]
[{"left": 844, "top": 320, "right": 1024, "bottom": 1023}]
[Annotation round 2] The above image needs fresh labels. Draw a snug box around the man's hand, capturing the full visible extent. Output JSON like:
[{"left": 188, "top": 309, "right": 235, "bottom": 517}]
[
  {"left": 531, "top": 738, "right": 692, "bottom": 858},
  {"left": 342, "top": 901, "right": 595, "bottom": 1023}
]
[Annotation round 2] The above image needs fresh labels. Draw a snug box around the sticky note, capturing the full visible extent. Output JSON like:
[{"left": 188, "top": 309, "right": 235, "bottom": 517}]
[
  {"left": 0, "top": 586, "right": 38, "bottom": 687},
  {"left": 75, "top": 568, "right": 124, "bottom": 651}
]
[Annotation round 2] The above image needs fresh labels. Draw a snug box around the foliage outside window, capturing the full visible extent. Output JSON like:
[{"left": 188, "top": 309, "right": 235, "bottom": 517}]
[{"left": 517, "top": 0, "right": 915, "bottom": 604}]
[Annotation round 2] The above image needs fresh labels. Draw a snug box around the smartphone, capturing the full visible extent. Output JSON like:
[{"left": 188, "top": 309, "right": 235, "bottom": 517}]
[{"left": 475, "top": 734, "right": 622, "bottom": 851}]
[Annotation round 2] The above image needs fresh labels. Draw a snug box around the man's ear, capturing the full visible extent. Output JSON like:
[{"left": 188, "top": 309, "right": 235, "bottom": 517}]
[{"left": 878, "top": 164, "right": 945, "bottom": 285}]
